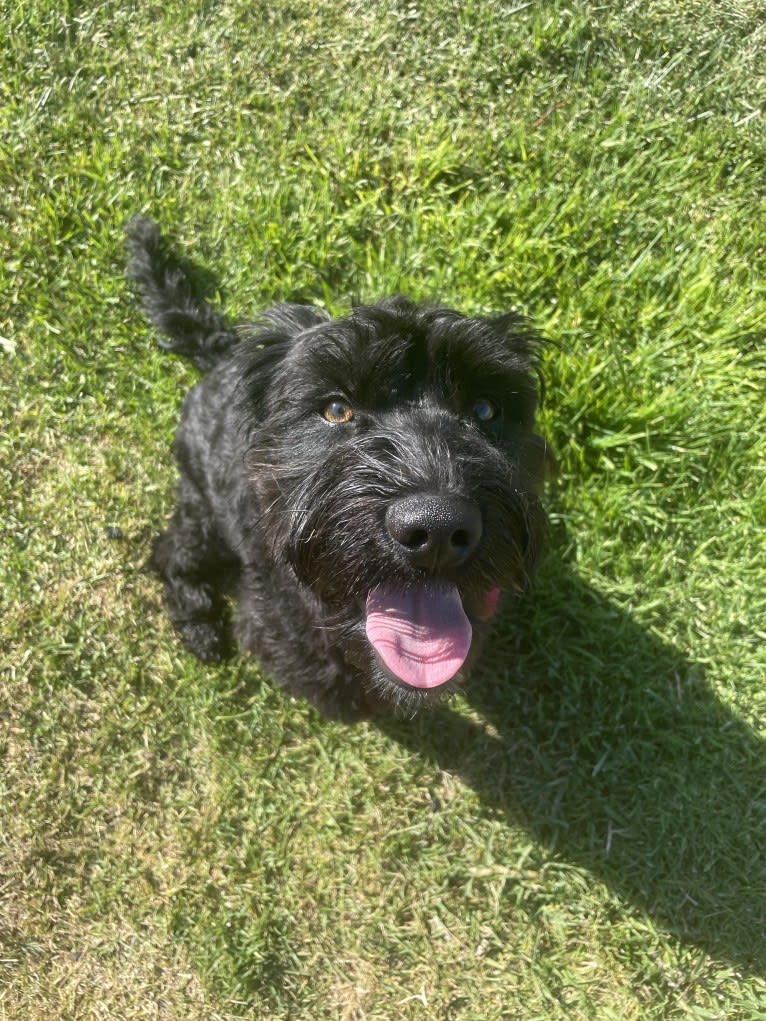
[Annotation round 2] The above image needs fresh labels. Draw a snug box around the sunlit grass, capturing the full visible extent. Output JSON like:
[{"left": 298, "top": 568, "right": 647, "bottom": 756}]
[{"left": 2, "top": 1, "right": 765, "bottom": 1018}]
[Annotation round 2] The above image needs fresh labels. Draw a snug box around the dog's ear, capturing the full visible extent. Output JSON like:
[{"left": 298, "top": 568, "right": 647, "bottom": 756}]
[
  {"left": 235, "top": 330, "right": 293, "bottom": 419},
  {"left": 235, "top": 303, "right": 330, "bottom": 418},
  {"left": 516, "top": 432, "right": 555, "bottom": 499},
  {"left": 543, "top": 440, "right": 558, "bottom": 482},
  {"left": 482, "top": 310, "right": 542, "bottom": 365},
  {"left": 482, "top": 311, "right": 555, "bottom": 479},
  {"left": 259, "top": 303, "right": 331, "bottom": 335},
  {"left": 475, "top": 311, "right": 555, "bottom": 489}
]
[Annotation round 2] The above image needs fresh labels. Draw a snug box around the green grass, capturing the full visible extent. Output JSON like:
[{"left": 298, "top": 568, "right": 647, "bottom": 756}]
[{"left": 2, "top": 0, "right": 766, "bottom": 1017}]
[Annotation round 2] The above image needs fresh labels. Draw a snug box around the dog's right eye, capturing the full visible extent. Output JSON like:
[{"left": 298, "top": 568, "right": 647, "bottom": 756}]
[
  {"left": 472, "top": 399, "right": 496, "bottom": 423},
  {"left": 322, "top": 400, "right": 354, "bottom": 425}
]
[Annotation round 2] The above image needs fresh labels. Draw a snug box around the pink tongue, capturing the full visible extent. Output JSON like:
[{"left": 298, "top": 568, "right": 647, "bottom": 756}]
[{"left": 365, "top": 584, "right": 472, "bottom": 689}]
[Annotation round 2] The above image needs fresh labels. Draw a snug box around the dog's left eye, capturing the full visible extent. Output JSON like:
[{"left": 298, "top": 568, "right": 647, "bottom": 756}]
[
  {"left": 322, "top": 399, "right": 355, "bottom": 425},
  {"left": 472, "top": 400, "right": 496, "bottom": 423}
]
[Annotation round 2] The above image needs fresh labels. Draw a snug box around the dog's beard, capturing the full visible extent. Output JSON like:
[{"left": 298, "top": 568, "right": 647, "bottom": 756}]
[{"left": 248, "top": 429, "right": 543, "bottom": 703}]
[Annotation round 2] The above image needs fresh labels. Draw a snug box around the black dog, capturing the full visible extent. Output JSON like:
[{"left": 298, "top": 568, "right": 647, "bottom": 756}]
[{"left": 126, "top": 216, "right": 550, "bottom": 721}]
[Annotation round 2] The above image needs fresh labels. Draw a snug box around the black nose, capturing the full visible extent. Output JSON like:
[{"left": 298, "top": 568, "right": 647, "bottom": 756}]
[{"left": 385, "top": 494, "right": 483, "bottom": 570}]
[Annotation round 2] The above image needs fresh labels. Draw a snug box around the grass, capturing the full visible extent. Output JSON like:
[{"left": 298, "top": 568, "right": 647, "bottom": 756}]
[{"left": 2, "top": 0, "right": 766, "bottom": 1017}]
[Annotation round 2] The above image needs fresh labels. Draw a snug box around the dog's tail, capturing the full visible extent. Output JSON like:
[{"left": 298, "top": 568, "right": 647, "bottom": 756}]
[{"left": 125, "top": 216, "right": 237, "bottom": 372}]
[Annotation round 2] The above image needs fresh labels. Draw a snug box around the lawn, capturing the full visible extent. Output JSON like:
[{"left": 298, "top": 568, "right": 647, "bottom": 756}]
[{"left": 2, "top": 0, "right": 766, "bottom": 1018}]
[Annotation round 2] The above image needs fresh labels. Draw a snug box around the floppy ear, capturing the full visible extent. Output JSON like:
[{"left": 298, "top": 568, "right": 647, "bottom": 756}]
[
  {"left": 484, "top": 310, "right": 554, "bottom": 482},
  {"left": 235, "top": 303, "right": 330, "bottom": 419},
  {"left": 483, "top": 310, "right": 544, "bottom": 370},
  {"left": 235, "top": 331, "right": 294, "bottom": 420},
  {"left": 543, "top": 439, "right": 558, "bottom": 483}
]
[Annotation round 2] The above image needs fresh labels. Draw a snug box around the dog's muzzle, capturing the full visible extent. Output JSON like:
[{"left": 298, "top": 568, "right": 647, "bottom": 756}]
[{"left": 362, "top": 495, "right": 498, "bottom": 692}]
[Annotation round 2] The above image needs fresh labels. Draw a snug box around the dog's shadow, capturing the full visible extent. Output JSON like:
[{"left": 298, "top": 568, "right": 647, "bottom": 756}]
[{"left": 380, "top": 557, "right": 766, "bottom": 972}]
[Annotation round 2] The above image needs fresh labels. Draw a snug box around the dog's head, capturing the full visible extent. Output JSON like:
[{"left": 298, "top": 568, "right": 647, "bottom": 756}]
[{"left": 238, "top": 297, "right": 550, "bottom": 711}]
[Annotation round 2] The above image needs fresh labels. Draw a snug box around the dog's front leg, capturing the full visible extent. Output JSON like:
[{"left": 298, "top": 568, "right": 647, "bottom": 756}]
[{"left": 151, "top": 479, "right": 234, "bottom": 663}]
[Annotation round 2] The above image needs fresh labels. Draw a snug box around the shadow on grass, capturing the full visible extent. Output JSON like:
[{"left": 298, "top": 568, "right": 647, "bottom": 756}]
[{"left": 380, "top": 555, "right": 766, "bottom": 972}]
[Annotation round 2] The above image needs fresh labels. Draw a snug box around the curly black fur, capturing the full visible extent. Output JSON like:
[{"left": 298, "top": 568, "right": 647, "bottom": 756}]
[{"left": 126, "top": 215, "right": 550, "bottom": 721}]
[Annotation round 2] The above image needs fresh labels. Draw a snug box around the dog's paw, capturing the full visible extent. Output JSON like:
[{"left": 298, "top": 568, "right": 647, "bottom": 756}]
[{"left": 178, "top": 620, "right": 232, "bottom": 664}]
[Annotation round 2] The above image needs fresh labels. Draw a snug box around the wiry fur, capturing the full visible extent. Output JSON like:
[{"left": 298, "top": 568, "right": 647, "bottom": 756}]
[{"left": 126, "top": 215, "right": 550, "bottom": 721}]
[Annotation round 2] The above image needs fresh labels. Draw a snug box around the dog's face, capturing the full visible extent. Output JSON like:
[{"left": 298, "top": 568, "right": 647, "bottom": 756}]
[{"left": 240, "top": 298, "right": 548, "bottom": 712}]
